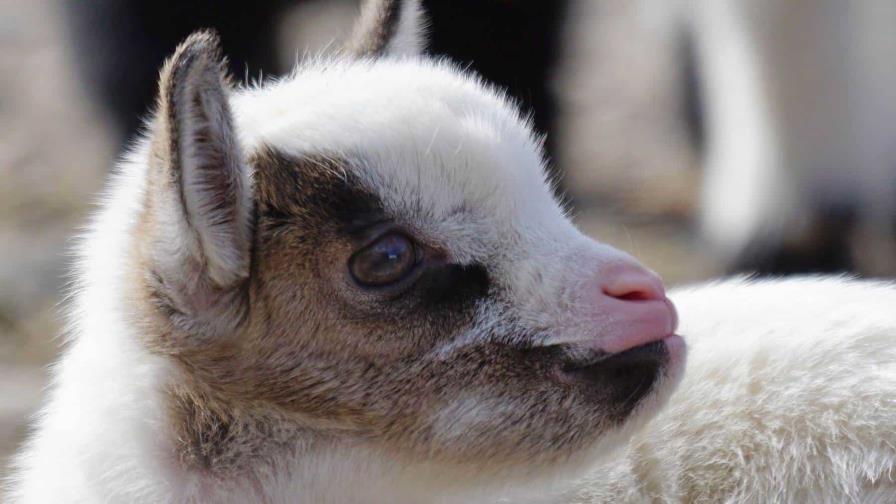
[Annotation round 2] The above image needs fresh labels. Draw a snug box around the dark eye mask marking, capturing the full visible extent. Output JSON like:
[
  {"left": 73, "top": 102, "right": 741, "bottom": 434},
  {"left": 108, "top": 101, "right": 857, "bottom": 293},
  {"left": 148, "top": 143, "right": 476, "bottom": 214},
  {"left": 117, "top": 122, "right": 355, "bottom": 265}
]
[{"left": 251, "top": 146, "right": 492, "bottom": 318}]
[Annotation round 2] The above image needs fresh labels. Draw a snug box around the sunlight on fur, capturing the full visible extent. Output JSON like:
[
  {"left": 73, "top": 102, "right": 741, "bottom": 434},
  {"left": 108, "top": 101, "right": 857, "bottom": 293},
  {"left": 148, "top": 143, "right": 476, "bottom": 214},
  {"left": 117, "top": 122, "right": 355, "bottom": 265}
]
[{"left": 4, "top": 1, "right": 896, "bottom": 503}]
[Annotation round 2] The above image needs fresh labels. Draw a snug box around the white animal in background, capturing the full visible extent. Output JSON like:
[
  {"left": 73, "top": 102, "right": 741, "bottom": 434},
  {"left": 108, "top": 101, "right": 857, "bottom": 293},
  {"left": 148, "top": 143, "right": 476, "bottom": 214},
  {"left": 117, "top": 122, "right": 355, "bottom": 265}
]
[
  {"left": 562, "top": 0, "right": 896, "bottom": 275},
  {"left": 4, "top": 1, "right": 896, "bottom": 502},
  {"left": 693, "top": 0, "right": 896, "bottom": 274}
]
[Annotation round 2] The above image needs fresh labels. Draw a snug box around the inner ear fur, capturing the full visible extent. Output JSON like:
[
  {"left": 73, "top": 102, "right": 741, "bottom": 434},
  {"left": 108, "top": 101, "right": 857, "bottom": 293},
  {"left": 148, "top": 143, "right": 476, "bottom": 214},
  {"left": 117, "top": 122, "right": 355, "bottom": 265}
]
[{"left": 140, "top": 30, "right": 252, "bottom": 335}]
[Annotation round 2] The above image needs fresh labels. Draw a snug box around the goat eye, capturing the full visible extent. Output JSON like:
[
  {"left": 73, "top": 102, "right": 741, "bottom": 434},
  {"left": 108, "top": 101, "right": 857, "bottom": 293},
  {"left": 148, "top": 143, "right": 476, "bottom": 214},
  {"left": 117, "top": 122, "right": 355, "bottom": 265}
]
[{"left": 349, "top": 233, "right": 418, "bottom": 287}]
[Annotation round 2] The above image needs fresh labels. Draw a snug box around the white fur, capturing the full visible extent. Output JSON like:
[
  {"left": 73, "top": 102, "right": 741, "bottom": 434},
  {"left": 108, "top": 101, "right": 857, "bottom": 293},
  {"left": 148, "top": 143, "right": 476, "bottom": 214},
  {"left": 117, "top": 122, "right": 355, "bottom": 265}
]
[
  {"left": 2, "top": 56, "right": 588, "bottom": 503},
  {"left": 4, "top": 146, "right": 180, "bottom": 503},
  {"left": 5, "top": 7, "right": 896, "bottom": 503},
  {"left": 569, "top": 277, "right": 896, "bottom": 503}
]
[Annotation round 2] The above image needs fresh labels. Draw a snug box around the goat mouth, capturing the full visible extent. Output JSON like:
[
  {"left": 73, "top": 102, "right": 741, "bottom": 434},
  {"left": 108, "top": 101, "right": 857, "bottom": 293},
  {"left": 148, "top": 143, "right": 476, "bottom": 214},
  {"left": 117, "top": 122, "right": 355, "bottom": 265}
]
[
  {"left": 554, "top": 336, "right": 681, "bottom": 409},
  {"left": 560, "top": 335, "right": 679, "bottom": 371},
  {"left": 562, "top": 339, "right": 665, "bottom": 374}
]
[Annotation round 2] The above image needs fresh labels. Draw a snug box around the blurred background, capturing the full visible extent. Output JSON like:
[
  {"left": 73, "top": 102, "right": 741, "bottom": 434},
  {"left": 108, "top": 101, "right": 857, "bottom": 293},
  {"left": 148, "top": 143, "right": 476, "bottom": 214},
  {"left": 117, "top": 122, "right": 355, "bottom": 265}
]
[{"left": 1, "top": 0, "right": 894, "bottom": 471}]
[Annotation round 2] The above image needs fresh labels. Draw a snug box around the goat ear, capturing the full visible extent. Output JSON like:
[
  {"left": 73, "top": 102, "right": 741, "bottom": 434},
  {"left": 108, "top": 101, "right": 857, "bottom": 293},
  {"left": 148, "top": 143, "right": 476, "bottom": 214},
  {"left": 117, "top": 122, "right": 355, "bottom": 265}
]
[
  {"left": 344, "top": 0, "right": 427, "bottom": 58},
  {"left": 142, "top": 31, "right": 252, "bottom": 330}
]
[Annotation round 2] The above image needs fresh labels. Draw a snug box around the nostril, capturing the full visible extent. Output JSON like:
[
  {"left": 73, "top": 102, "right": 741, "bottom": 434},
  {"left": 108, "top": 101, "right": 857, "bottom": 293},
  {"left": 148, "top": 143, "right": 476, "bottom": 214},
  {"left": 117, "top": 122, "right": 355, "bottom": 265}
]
[
  {"left": 613, "top": 290, "right": 654, "bottom": 302},
  {"left": 602, "top": 271, "right": 666, "bottom": 302}
]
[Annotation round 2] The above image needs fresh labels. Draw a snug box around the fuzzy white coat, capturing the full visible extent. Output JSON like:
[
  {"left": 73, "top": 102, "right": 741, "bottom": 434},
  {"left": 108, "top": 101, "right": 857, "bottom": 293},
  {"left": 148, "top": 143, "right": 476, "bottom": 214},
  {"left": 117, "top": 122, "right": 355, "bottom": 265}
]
[{"left": 5, "top": 1, "right": 896, "bottom": 502}]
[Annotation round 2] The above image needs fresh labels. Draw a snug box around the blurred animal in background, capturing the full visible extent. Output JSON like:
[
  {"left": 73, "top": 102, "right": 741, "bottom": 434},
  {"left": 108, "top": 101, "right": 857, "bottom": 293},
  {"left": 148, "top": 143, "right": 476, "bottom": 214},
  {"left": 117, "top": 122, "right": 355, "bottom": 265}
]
[
  {"left": 693, "top": 0, "right": 896, "bottom": 276},
  {"left": 67, "top": 1, "right": 896, "bottom": 277},
  {"left": 561, "top": 0, "right": 896, "bottom": 276},
  {"left": 64, "top": 0, "right": 569, "bottom": 175},
  {"left": 64, "top": 0, "right": 288, "bottom": 142}
]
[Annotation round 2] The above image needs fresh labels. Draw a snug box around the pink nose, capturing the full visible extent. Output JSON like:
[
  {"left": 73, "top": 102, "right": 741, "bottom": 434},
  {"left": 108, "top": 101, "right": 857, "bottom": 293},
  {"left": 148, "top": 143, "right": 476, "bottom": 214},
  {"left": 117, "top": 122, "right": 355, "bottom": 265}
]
[
  {"left": 587, "top": 262, "right": 678, "bottom": 354},
  {"left": 601, "top": 266, "right": 667, "bottom": 303}
]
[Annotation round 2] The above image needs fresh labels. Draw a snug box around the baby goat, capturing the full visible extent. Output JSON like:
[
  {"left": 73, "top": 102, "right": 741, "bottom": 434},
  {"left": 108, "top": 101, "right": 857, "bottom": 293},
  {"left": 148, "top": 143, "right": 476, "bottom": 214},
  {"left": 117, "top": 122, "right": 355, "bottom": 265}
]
[{"left": 6, "top": 1, "right": 896, "bottom": 502}]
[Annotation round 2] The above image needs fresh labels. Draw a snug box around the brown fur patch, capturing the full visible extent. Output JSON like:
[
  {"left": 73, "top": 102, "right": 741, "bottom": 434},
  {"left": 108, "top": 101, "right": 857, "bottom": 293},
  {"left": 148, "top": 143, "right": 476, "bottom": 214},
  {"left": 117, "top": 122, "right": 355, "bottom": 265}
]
[{"left": 128, "top": 146, "right": 668, "bottom": 478}]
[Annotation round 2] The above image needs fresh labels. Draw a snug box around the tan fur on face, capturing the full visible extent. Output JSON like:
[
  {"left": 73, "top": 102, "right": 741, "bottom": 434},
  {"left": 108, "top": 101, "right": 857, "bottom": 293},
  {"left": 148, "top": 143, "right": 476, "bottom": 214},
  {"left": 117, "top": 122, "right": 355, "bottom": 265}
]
[
  {"left": 5, "top": 4, "right": 682, "bottom": 503},
  {"left": 125, "top": 146, "right": 674, "bottom": 482},
  {"left": 120, "top": 3, "right": 676, "bottom": 486}
]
